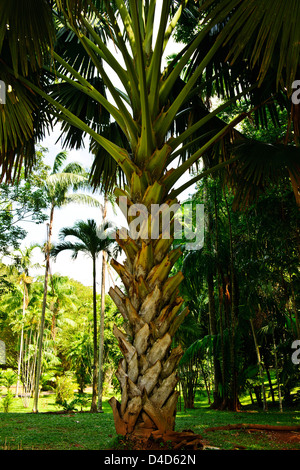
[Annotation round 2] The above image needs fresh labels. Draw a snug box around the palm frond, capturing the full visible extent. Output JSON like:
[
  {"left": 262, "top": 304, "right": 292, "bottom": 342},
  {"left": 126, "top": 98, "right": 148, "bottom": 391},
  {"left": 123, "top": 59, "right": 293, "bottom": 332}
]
[
  {"left": 62, "top": 193, "right": 102, "bottom": 208},
  {"left": 51, "top": 240, "right": 90, "bottom": 260},
  {"left": 0, "top": 0, "right": 55, "bottom": 76},
  {"left": 0, "top": 4, "right": 110, "bottom": 182},
  {"left": 62, "top": 162, "right": 88, "bottom": 175},
  {"left": 89, "top": 122, "right": 129, "bottom": 193},
  {"left": 203, "top": 0, "right": 300, "bottom": 91},
  {"left": 52, "top": 151, "right": 68, "bottom": 174},
  {"left": 46, "top": 171, "right": 86, "bottom": 186},
  {"left": 49, "top": 76, "right": 110, "bottom": 151},
  {"left": 51, "top": 218, "right": 117, "bottom": 261},
  {"left": 55, "top": 0, "right": 101, "bottom": 22},
  {"left": 180, "top": 334, "right": 216, "bottom": 365},
  {"left": 227, "top": 139, "right": 300, "bottom": 209},
  {"left": 0, "top": 47, "right": 54, "bottom": 181}
]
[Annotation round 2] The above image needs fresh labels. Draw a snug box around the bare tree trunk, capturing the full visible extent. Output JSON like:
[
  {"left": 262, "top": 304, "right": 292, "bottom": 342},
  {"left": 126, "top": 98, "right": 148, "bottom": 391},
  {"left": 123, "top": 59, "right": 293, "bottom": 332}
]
[
  {"left": 265, "top": 363, "right": 275, "bottom": 403},
  {"left": 22, "top": 328, "right": 37, "bottom": 407},
  {"left": 290, "top": 273, "right": 300, "bottom": 338},
  {"left": 15, "top": 285, "right": 26, "bottom": 397},
  {"left": 33, "top": 205, "right": 53, "bottom": 412},
  {"left": 271, "top": 316, "right": 283, "bottom": 412},
  {"left": 31, "top": 331, "right": 38, "bottom": 396},
  {"left": 98, "top": 196, "right": 108, "bottom": 412},
  {"left": 207, "top": 272, "right": 222, "bottom": 408},
  {"left": 214, "top": 187, "right": 226, "bottom": 406},
  {"left": 22, "top": 331, "right": 29, "bottom": 407},
  {"left": 199, "top": 360, "right": 211, "bottom": 405},
  {"left": 179, "top": 358, "right": 198, "bottom": 410},
  {"left": 224, "top": 188, "right": 239, "bottom": 411},
  {"left": 91, "top": 254, "right": 98, "bottom": 412},
  {"left": 250, "top": 318, "right": 268, "bottom": 411},
  {"left": 205, "top": 183, "right": 222, "bottom": 408}
]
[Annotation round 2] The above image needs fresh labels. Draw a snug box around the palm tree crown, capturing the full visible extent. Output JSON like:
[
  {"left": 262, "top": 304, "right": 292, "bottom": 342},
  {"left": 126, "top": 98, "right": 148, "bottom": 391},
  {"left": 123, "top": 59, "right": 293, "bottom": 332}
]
[{"left": 51, "top": 219, "right": 114, "bottom": 262}]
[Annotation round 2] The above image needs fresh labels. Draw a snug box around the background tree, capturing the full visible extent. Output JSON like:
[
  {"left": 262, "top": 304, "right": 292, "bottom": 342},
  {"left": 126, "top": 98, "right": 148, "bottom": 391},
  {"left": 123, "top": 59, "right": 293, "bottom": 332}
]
[
  {"left": 51, "top": 219, "right": 116, "bottom": 412},
  {"left": 178, "top": 169, "right": 300, "bottom": 411},
  {"left": 33, "top": 151, "right": 100, "bottom": 412},
  {"left": 12, "top": 244, "right": 41, "bottom": 397},
  {"left": 0, "top": 148, "right": 49, "bottom": 255}
]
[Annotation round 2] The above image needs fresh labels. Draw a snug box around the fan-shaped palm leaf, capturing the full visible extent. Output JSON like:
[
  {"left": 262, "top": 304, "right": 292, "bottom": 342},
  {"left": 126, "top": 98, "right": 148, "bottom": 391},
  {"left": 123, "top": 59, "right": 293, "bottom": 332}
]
[
  {"left": 0, "top": 2, "right": 110, "bottom": 180},
  {"left": 203, "top": 0, "right": 300, "bottom": 92},
  {"left": 0, "top": 0, "right": 55, "bottom": 77},
  {"left": 227, "top": 140, "right": 300, "bottom": 209}
]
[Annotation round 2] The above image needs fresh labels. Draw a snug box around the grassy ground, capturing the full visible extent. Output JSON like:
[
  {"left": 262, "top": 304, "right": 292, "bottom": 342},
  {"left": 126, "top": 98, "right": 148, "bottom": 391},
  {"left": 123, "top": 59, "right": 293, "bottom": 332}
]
[
  {"left": 175, "top": 404, "right": 300, "bottom": 450},
  {"left": 0, "top": 400, "right": 116, "bottom": 450},
  {"left": 1, "top": 391, "right": 300, "bottom": 450}
]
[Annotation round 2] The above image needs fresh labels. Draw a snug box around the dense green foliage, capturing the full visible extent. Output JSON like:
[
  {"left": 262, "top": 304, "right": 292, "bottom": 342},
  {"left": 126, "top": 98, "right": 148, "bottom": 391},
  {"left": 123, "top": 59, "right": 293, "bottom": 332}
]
[
  {"left": 172, "top": 106, "right": 300, "bottom": 412},
  {"left": 0, "top": 270, "right": 122, "bottom": 402},
  {"left": 0, "top": 149, "right": 49, "bottom": 254}
]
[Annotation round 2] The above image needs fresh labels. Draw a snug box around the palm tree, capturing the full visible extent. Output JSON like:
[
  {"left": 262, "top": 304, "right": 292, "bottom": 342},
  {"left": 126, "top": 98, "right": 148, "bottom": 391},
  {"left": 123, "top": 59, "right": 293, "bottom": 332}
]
[
  {"left": 12, "top": 244, "right": 41, "bottom": 397},
  {"left": 32, "top": 151, "right": 101, "bottom": 412},
  {"left": 1, "top": 0, "right": 300, "bottom": 438},
  {"left": 51, "top": 218, "right": 115, "bottom": 412},
  {"left": 48, "top": 273, "right": 78, "bottom": 342}
]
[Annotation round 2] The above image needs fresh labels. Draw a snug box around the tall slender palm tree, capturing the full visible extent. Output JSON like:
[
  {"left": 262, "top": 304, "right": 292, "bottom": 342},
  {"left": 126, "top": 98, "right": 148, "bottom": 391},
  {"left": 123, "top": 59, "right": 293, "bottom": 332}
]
[
  {"left": 51, "top": 218, "right": 115, "bottom": 412},
  {"left": 33, "top": 151, "right": 101, "bottom": 412},
  {"left": 1, "top": 0, "right": 300, "bottom": 438},
  {"left": 98, "top": 195, "right": 108, "bottom": 413}
]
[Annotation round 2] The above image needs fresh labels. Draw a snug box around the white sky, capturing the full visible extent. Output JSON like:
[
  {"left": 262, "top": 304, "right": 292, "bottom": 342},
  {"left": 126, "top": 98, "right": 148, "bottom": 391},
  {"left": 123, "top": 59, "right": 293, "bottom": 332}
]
[{"left": 17, "top": 5, "right": 195, "bottom": 291}]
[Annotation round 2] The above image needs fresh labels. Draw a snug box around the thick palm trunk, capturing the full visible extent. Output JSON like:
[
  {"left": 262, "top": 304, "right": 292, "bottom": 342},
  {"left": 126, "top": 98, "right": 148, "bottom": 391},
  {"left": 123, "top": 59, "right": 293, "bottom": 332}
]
[{"left": 108, "top": 189, "right": 188, "bottom": 438}]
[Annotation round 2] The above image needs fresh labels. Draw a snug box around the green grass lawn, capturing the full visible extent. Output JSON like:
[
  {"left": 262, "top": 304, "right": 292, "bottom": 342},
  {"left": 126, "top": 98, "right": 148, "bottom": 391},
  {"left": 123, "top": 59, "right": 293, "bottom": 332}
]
[
  {"left": 0, "top": 394, "right": 116, "bottom": 450},
  {"left": 1, "top": 391, "right": 300, "bottom": 450},
  {"left": 175, "top": 405, "right": 300, "bottom": 450}
]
